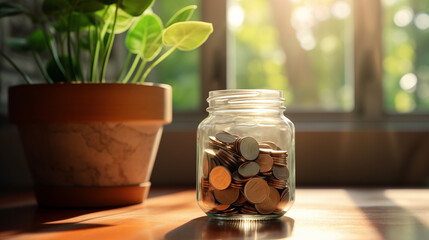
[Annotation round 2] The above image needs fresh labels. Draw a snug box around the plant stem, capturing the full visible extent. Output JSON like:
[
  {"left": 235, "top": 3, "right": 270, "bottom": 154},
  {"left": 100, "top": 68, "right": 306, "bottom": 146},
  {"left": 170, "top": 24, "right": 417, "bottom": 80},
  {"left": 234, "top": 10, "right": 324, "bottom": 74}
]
[
  {"left": 99, "top": 2, "right": 120, "bottom": 83},
  {"left": 0, "top": 49, "right": 32, "bottom": 84},
  {"left": 89, "top": 25, "right": 97, "bottom": 82},
  {"left": 90, "top": 7, "right": 111, "bottom": 82},
  {"left": 116, "top": 52, "right": 132, "bottom": 83},
  {"left": 42, "top": 25, "right": 66, "bottom": 81},
  {"left": 121, "top": 55, "right": 140, "bottom": 83},
  {"left": 131, "top": 59, "right": 147, "bottom": 83},
  {"left": 75, "top": 16, "right": 84, "bottom": 82},
  {"left": 33, "top": 52, "right": 53, "bottom": 83},
  {"left": 140, "top": 46, "right": 177, "bottom": 82},
  {"left": 67, "top": 9, "right": 74, "bottom": 82}
]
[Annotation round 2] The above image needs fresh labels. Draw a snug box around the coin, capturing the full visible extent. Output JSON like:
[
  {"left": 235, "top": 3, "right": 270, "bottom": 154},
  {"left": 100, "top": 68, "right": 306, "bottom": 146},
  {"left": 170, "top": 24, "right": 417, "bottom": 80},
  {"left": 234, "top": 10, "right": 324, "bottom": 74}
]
[
  {"left": 238, "top": 161, "right": 260, "bottom": 178},
  {"left": 202, "top": 132, "right": 291, "bottom": 217},
  {"left": 215, "top": 204, "right": 230, "bottom": 211},
  {"left": 203, "top": 151, "right": 213, "bottom": 177},
  {"left": 214, "top": 187, "right": 240, "bottom": 204},
  {"left": 201, "top": 191, "right": 216, "bottom": 210},
  {"left": 216, "top": 131, "right": 237, "bottom": 144},
  {"left": 255, "top": 187, "right": 280, "bottom": 214},
  {"left": 232, "top": 191, "right": 247, "bottom": 206},
  {"left": 217, "top": 148, "right": 240, "bottom": 169},
  {"left": 239, "top": 136, "right": 260, "bottom": 160},
  {"left": 272, "top": 165, "right": 289, "bottom": 180},
  {"left": 255, "top": 153, "right": 273, "bottom": 172},
  {"left": 240, "top": 204, "right": 258, "bottom": 214},
  {"left": 268, "top": 178, "right": 287, "bottom": 189},
  {"left": 262, "top": 141, "right": 278, "bottom": 150},
  {"left": 232, "top": 171, "right": 248, "bottom": 183},
  {"left": 209, "top": 166, "right": 232, "bottom": 190},
  {"left": 277, "top": 188, "right": 290, "bottom": 210},
  {"left": 209, "top": 136, "right": 227, "bottom": 150},
  {"left": 244, "top": 177, "right": 270, "bottom": 204}
]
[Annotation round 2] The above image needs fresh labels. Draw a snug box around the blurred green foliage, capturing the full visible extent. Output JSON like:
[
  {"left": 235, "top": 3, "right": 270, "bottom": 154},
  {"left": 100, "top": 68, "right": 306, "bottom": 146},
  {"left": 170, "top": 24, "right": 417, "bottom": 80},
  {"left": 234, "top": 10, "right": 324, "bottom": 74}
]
[
  {"left": 155, "top": 0, "right": 201, "bottom": 112},
  {"left": 158, "top": 0, "right": 429, "bottom": 113},
  {"left": 231, "top": 0, "right": 352, "bottom": 111},
  {"left": 383, "top": 0, "right": 429, "bottom": 113}
]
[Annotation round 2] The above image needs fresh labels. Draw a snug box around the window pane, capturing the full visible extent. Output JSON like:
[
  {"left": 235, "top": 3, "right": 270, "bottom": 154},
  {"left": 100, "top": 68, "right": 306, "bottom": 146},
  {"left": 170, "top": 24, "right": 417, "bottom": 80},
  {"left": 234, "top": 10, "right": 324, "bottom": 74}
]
[
  {"left": 155, "top": 0, "right": 201, "bottom": 112},
  {"left": 383, "top": 0, "right": 429, "bottom": 113},
  {"left": 227, "top": 0, "right": 354, "bottom": 111}
]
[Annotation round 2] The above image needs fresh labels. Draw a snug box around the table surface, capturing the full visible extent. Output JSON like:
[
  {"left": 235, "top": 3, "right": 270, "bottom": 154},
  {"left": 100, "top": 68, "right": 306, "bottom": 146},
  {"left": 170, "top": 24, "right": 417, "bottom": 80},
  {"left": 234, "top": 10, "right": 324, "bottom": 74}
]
[{"left": 0, "top": 188, "right": 428, "bottom": 240}]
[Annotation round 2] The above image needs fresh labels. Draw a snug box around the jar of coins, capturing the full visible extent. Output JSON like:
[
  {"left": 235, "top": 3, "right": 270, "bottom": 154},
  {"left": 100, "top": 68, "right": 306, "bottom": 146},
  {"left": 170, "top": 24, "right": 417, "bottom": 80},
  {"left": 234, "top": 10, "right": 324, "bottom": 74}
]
[{"left": 197, "top": 89, "right": 295, "bottom": 220}]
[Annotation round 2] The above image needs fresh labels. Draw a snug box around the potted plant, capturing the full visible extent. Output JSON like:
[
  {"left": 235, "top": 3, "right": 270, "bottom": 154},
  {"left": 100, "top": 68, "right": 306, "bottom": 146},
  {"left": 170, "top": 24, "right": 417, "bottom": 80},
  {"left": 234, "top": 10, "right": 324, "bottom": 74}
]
[{"left": 0, "top": 0, "right": 213, "bottom": 207}]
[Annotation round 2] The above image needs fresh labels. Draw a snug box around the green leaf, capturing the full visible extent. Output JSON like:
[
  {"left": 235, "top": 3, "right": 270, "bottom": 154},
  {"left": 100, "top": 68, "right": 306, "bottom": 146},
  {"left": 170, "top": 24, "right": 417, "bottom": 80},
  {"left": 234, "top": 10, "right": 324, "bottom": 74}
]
[
  {"left": 42, "top": 0, "right": 70, "bottom": 16},
  {"left": 27, "top": 29, "right": 50, "bottom": 52},
  {"left": 163, "top": 21, "right": 213, "bottom": 51},
  {"left": 120, "top": 0, "right": 154, "bottom": 17},
  {"left": 55, "top": 12, "right": 91, "bottom": 32},
  {"left": 126, "top": 13, "right": 163, "bottom": 60},
  {"left": 0, "top": 3, "right": 24, "bottom": 18},
  {"left": 165, "top": 5, "right": 197, "bottom": 28},
  {"left": 101, "top": 6, "right": 135, "bottom": 34}
]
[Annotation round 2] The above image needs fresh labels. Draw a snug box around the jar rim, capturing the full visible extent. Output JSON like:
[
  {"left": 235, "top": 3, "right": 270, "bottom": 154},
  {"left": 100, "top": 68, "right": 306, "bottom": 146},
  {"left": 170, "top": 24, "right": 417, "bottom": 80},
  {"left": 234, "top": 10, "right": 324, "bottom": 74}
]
[
  {"left": 207, "top": 89, "right": 286, "bottom": 112},
  {"left": 208, "top": 89, "right": 284, "bottom": 100}
]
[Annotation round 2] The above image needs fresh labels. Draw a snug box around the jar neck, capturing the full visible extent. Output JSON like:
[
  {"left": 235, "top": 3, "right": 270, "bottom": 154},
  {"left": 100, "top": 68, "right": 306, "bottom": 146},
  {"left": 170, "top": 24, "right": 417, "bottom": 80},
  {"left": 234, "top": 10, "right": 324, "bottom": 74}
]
[{"left": 206, "top": 89, "right": 286, "bottom": 114}]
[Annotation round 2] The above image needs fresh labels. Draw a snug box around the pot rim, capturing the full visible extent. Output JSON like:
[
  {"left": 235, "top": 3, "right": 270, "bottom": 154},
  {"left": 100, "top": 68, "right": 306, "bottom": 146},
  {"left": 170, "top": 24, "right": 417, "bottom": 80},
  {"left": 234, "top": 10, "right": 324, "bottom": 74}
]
[{"left": 8, "top": 83, "right": 172, "bottom": 124}]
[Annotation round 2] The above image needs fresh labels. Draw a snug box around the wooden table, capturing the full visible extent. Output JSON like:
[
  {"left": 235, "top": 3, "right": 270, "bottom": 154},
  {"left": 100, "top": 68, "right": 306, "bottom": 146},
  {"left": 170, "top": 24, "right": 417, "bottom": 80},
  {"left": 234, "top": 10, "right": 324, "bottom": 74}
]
[{"left": 0, "top": 188, "right": 428, "bottom": 240}]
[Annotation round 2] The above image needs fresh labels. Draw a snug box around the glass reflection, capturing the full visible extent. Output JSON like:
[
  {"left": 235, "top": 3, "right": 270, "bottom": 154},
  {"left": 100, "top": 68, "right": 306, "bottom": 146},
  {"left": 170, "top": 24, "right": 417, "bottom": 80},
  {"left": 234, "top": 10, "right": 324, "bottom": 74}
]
[{"left": 165, "top": 216, "right": 294, "bottom": 240}]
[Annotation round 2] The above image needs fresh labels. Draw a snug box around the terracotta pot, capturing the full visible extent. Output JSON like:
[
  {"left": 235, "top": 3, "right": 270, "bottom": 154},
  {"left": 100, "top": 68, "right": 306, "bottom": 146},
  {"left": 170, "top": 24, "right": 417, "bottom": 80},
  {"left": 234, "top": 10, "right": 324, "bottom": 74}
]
[{"left": 8, "top": 83, "right": 172, "bottom": 207}]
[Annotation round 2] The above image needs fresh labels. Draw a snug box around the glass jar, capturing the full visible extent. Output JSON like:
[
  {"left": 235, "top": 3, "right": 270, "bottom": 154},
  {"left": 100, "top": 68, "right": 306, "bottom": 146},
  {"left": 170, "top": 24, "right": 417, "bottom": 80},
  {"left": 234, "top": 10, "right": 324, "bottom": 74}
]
[{"left": 197, "top": 89, "right": 295, "bottom": 220}]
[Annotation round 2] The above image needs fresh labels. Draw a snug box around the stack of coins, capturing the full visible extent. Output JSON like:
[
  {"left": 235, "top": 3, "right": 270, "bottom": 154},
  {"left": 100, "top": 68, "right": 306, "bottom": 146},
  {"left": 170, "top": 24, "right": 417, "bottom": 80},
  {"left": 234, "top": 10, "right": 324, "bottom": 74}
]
[{"left": 200, "top": 131, "right": 290, "bottom": 216}]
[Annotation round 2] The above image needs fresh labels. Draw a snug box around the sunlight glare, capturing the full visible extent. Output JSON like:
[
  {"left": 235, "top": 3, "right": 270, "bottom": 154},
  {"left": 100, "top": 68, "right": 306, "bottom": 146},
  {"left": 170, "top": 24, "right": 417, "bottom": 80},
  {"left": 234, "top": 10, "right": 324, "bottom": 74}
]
[
  {"left": 331, "top": 1, "right": 351, "bottom": 19},
  {"left": 414, "top": 13, "right": 429, "bottom": 30},
  {"left": 314, "top": 5, "right": 331, "bottom": 21},
  {"left": 297, "top": 30, "right": 316, "bottom": 51},
  {"left": 291, "top": 6, "right": 314, "bottom": 29},
  {"left": 394, "top": 7, "right": 414, "bottom": 27},
  {"left": 399, "top": 73, "right": 418, "bottom": 92},
  {"left": 228, "top": 4, "right": 245, "bottom": 29}
]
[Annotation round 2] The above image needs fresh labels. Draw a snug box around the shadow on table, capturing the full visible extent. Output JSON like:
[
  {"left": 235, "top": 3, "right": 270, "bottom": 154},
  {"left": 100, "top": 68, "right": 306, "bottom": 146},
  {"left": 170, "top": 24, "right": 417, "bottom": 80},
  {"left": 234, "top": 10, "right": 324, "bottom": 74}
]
[
  {"left": 347, "top": 189, "right": 429, "bottom": 240},
  {"left": 0, "top": 204, "right": 111, "bottom": 235},
  {"left": 165, "top": 216, "right": 294, "bottom": 240}
]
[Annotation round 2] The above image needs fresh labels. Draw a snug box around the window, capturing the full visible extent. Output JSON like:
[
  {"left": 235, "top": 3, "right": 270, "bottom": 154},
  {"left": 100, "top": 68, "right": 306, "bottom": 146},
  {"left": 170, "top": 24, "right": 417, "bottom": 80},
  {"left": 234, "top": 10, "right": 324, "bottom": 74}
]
[
  {"left": 200, "top": 0, "right": 429, "bottom": 122},
  {"left": 382, "top": 0, "right": 429, "bottom": 113},
  {"left": 227, "top": 0, "right": 353, "bottom": 112}
]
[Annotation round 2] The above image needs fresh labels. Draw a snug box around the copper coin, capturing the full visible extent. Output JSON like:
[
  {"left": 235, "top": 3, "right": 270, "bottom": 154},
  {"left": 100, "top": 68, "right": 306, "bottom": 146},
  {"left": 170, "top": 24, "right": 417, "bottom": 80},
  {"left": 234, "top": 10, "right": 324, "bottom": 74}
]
[
  {"left": 255, "top": 187, "right": 280, "bottom": 214},
  {"left": 278, "top": 188, "right": 290, "bottom": 210},
  {"left": 201, "top": 191, "right": 216, "bottom": 210},
  {"left": 215, "top": 204, "right": 230, "bottom": 211},
  {"left": 239, "top": 136, "right": 260, "bottom": 160},
  {"left": 271, "top": 149, "right": 288, "bottom": 157},
  {"left": 262, "top": 141, "right": 278, "bottom": 150},
  {"left": 213, "top": 187, "right": 240, "bottom": 204},
  {"left": 217, "top": 149, "right": 239, "bottom": 168},
  {"left": 272, "top": 165, "right": 289, "bottom": 180},
  {"left": 244, "top": 177, "right": 270, "bottom": 204},
  {"left": 255, "top": 153, "right": 273, "bottom": 172},
  {"left": 209, "top": 166, "right": 232, "bottom": 190},
  {"left": 238, "top": 161, "right": 260, "bottom": 178},
  {"left": 232, "top": 191, "right": 247, "bottom": 206},
  {"left": 216, "top": 132, "right": 237, "bottom": 144},
  {"left": 202, "top": 152, "right": 212, "bottom": 177},
  {"left": 232, "top": 171, "right": 248, "bottom": 183}
]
